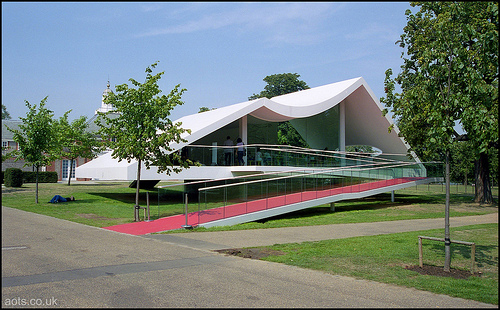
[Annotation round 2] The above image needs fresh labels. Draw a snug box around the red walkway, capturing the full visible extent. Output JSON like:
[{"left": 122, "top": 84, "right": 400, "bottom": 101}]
[{"left": 103, "top": 177, "right": 424, "bottom": 235}]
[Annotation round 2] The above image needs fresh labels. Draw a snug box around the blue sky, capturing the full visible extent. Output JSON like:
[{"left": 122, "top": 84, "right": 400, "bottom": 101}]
[{"left": 2, "top": 2, "right": 413, "bottom": 123}]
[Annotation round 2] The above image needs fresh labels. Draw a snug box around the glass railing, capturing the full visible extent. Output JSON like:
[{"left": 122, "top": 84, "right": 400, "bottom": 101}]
[
  {"left": 157, "top": 161, "right": 443, "bottom": 227},
  {"left": 176, "top": 144, "right": 405, "bottom": 169}
]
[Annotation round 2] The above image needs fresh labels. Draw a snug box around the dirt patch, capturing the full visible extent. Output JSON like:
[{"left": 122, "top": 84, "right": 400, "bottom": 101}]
[
  {"left": 405, "top": 264, "right": 481, "bottom": 279},
  {"left": 76, "top": 213, "right": 120, "bottom": 221},
  {"left": 215, "top": 248, "right": 286, "bottom": 260}
]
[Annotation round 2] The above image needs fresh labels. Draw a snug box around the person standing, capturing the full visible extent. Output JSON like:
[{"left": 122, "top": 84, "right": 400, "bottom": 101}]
[{"left": 236, "top": 138, "right": 245, "bottom": 166}]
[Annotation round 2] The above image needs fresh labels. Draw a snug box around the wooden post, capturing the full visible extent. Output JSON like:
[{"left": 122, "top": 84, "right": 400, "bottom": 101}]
[{"left": 418, "top": 236, "right": 475, "bottom": 273}]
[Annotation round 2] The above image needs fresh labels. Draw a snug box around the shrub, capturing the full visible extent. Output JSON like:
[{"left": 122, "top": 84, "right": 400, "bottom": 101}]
[
  {"left": 4, "top": 168, "right": 23, "bottom": 187},
  {"left": 23, "top": 171, "right": 58, "bottom": 183}
]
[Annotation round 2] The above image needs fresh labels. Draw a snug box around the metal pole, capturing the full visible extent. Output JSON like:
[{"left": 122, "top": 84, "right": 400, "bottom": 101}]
[
  {"left": 418, "top": 237, "right": 423, "bottom": 267},
  {"left": 444, "top": 151, "right": 451, "bottom": 272},
  {"left": 146, "top": 192, "right": 151, "bottom": 222},
  {"left": 182, "top": 193, "right": 192, "bottom": 229}
]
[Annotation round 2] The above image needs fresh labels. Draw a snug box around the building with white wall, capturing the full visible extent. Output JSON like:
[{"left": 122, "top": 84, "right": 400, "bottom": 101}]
[{"left": 76, "top": 77, "right": 421, "bottom": 182}]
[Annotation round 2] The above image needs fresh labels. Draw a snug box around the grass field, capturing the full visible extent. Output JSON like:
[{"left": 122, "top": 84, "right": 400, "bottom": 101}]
[
  {"left": 2, "top": 181, "right": 498, "bottom": 304},
  {"left": 261, "top": 223, "right": 498, "bottom": 305}
]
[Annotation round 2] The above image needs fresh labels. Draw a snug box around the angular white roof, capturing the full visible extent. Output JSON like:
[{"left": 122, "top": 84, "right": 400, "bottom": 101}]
[
  {"left": 170, "top": 77, "right": 412, "bottom": 158},
  {"left": 77, "top": 77, "right": 417, "bottom": 181}
]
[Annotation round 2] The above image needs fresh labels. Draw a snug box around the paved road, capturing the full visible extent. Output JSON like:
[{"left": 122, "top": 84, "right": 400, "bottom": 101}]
[{"left": 2, "top": 206, "right": 497, "bottom": 308}]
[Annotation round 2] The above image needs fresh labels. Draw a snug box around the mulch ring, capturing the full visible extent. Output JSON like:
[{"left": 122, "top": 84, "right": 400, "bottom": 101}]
[
  {"left": 405, "top": 264, "right": 482, "bottom": 279},
  {"left": 214, "top": 248, "right": 286, "bottom": 260}
]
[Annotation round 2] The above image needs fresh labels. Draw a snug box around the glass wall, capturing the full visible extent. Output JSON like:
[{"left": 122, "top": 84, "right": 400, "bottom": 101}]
[{"left": 290, "top": 105, "right": 340, "bottom": 151}]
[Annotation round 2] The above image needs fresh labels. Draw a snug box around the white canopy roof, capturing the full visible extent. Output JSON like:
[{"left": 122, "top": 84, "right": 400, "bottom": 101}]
[
  {"left": 77, "top": 77, "right": 417, "bottom": 181},
  {"left": 169, "top": 77, "right": 412, "bottom": 157}
]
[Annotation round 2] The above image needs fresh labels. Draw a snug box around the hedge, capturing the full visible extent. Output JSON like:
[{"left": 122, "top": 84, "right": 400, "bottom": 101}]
[
  {"left": 2, "top": 170, "right": 58, "bottom": 184},
  {"left": 4, "top": 168, "right": 24, "bottom": 187},
  {"left": 23, "top": 171, "right": 58, "bottom": 183}
]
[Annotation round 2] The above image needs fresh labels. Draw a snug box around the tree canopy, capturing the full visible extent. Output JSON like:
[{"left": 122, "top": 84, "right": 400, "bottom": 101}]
[
  {"left": 2, "top": 104, "right": 11, "bottom": 119},
  {"left": 96, "top": 61, "right": 194, "bottom": 221},
  {"left": 56, "top": 111, "right": 104, "bottom": 185},
  {"left": 249, "top": 73, "right": 310, "bottom": 100},
  {"left": 6, "top": 97, "right": 59, "bottom": 203},
  {"left": 381, "top": 1, "right": 498, "bottom": 203}
]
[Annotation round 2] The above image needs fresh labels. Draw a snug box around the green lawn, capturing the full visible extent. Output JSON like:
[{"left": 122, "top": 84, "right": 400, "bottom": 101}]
[
  {"left": 1, "top": 181, "right": 186, "bottom": 227},
  {"left": 261, "top": 223, "right": 498, "bottom": 305},
  {"left": 1, "top": 182, "right": 497, "bottom": 229}
]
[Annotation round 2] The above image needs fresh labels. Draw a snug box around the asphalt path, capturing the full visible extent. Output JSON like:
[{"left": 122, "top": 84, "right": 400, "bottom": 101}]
[{"left": 2, "top": 206, "right": 497, "bottom": 308}]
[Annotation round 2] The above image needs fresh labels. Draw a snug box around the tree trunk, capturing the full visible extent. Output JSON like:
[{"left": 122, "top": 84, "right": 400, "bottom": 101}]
[
  {"left": 67, "top": 158, "right": 73, "bottom": 186},
  {"left": 35, "top": 165, "right": 39, "bottom": 204},
  {"left": 464, "top": 172, "right": 467, "bottom": 194},
  {"left": 474, "top": 152, "right": 493, "bottom": 204},
  {"left": 444, "top": 151, "right": 451, "bottom": 272},
  {"left": 134, "top": 158, "right": 142, "bottom": 222}
]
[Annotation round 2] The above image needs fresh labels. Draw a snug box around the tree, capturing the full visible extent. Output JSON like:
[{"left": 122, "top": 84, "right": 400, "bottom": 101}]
[
  {"left": 56, "top": 111, "right": 104, "bottom": 186},
  {"left": 2, "top": 104, "right": 11, "bottom": 119},
  {"left": 198, "top": 107, "right": 216, "bottom": 113},
  {"left": 97, "top": 61, "right": 195, "bottom": 222},
  {"left": 5, "top": 97, "right": 59, "bottom": 203},
  {"left": 381, "top": 2, "right": 498, "bottom": 272},
  {"left": 382, "top": 2, "right": 498, "bottom": 203},
  {"left": 249, "top": 73, "right": 310, "bottom": 100},
  {"left": 249, "top": 73, "right": 310, "bottom": 147}
]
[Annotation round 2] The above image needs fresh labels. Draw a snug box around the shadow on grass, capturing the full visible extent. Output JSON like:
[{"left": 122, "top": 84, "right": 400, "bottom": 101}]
[
  {"left": 63, "top": 182, "right": 128, "bottom": 187},
  {"left": 88, "top": 189, "right": 186, "bottom": 206},
  {"left": 252, "top": 193, "right": 446, "bottom": 223},
  {"left": 427, "top": 242, "right": 499, "bottom": 269},
  {"left": 88, "top": 192, "right": 154, "bottom": 204}
]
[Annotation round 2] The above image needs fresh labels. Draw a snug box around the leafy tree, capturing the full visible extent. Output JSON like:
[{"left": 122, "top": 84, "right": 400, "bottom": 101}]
[
  {"left": 382, "top": 2, "right": 498, "bottom": 203},
  {"left": 249, "top": 73, "right": 310, "bottom": 147},
  {"left": 5, "top": 97, "right": 59, "bottom": 203},
  {"left": 2, "top": 104, "right": 11, "bottom": 119},
  {"left": 249, "top": 73, "right": 310, "bottom": 100},
  {"left": 198, "top": 107, "right": 216, "bottom": 113},
  {"left": 56, "top": 111, "right": 104, "bottom": 186},
  {"left": 381, "top": 2, "right": 498, "bottom": 271},
  {"left": 97, "top": 61, "right": 195, "bottom": 222},
  {"left": 450, "top": 140, "right": 474, "bottom": 186}
]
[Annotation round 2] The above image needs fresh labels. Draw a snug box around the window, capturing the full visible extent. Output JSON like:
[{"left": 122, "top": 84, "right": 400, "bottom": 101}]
[{"left": 62, "top": 160, "right": 76, "bottom": 179}]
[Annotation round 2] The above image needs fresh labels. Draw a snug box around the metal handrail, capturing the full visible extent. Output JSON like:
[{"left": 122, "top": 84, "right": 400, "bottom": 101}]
[{"left": 198, "top": 161, "right": 425, "bottom": 192}]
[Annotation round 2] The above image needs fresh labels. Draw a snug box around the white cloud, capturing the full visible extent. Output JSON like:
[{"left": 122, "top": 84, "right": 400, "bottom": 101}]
[{"left": 134, "top": 2, "right": 342, "bottom": 45}]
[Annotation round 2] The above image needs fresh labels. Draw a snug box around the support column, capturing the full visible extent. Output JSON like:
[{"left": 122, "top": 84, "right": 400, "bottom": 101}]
[
  {"left": 339, "top": 100, "right": 346, "bottom": 167},
  {"left": 391, "top": 190, "right": 395, "bottom": 202},
  {"left": 211, "top": 142, "right": 217, "bottom": 166},
  {"left": 330, "top": 202, "right": 335, "bottom": 212},
  {"left": 239, "top": 116, "right": 248, "bottom": 166}
]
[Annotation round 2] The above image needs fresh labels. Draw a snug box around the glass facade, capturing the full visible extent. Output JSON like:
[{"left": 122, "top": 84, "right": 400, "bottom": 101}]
[{"left": 290, "top": 105, "right": 340, "bottom": 151}]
